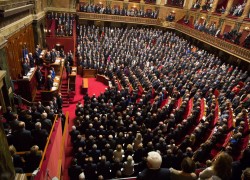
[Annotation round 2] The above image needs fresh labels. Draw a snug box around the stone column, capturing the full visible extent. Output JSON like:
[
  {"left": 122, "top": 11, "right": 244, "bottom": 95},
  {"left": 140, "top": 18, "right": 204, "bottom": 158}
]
[
  {"left": 224, "top": 0, "right": 234, "bottom": 16},
  {"left": 211, "top": 0, "right": 219, "bottom": 12},
  {"left": 241, "top": 0, "right": 250, "bottom": 18}
]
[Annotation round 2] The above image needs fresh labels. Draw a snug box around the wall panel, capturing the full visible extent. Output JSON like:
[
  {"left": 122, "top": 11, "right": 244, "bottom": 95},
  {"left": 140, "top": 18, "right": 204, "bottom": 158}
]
[{"left": 5, "top": 24, "right": 35, "bottom": 80}]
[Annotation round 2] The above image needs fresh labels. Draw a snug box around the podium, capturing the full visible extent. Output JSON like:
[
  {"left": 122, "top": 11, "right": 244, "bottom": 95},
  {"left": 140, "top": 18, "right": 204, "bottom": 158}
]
[
  {"left": 16, "top": 67, "right": 37, "bottom": 101},
  {"left": 68, "top": 67, "right": 77, "bottom": 91},
  {"left": 82, "top": 69, "right": 97, "bottom": 77}
]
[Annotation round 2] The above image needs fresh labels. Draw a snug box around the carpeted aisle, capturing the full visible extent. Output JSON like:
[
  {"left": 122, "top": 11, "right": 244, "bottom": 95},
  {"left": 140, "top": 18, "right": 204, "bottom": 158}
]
[{"left": 62, "top": 75, "right": 107, "bottom": 180}]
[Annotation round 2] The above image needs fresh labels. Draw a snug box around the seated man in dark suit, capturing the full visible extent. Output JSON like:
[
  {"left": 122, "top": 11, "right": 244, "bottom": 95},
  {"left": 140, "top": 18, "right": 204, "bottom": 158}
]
[{"left": 137, "top": 151, "right": 171, "bottom": 180}]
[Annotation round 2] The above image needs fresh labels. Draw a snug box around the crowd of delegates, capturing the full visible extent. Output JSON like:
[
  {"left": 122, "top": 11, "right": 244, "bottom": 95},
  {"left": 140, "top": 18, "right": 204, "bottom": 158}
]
[
  {"left": 193, "top": 20, "right": 250, "bottom": 48},
  {"left": 78, "top": 3, "right": 158, "bottom": 19},
  {"left": 1, "top": 96, "right": 64, "bottom": 173},
  {"left": 47, "top": 12, "right": 75, "bottom": 36},
  {"left": 69, "top": 25, "right": 250, "bottom": 179},
  {"left": 194, "top": 21, "right": 221, "bottom": 38}
]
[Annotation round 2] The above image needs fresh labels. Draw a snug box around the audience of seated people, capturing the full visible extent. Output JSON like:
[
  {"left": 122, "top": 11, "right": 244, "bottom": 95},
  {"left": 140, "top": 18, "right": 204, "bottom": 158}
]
[
  {"left": 78, "top": 3, "right": 158, "bottom": 19},
  {"left": 47, "top": 12, "right": 75, "bottom": 36},
  {"left": 68, "top": 25, "right": 250, "bottom": 179}
]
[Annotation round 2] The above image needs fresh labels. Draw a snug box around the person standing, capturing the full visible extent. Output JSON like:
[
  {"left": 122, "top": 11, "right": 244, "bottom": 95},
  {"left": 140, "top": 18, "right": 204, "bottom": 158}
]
[
  {"left": 57, "top": 93, "right": 63, "bottom": 111},
  {"left": 36, "top": 67, "right": 43, "bottom": 89}
]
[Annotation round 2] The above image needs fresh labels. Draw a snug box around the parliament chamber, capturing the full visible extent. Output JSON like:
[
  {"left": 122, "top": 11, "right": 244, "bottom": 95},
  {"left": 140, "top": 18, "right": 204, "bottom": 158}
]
[{"left": 0, "top": 0, "right": 250, "bottom": 179}]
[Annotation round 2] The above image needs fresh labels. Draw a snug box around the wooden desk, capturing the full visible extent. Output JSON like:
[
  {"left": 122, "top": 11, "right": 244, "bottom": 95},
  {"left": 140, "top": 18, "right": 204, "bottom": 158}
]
[
  {"left": 82, "top": 78, "right": 88, "bottom": 94},
  {"left": 82, "top": 69, "right": 97, "bottom": 78},
  {"left": 96, "top": 74, "right": 109, "bottom": 86},
  {"left": 69, "top": 67, "right": 77, "bottom": 91},
  {"left": 16, "top": 67, "right": 37, "bottom": 101}
]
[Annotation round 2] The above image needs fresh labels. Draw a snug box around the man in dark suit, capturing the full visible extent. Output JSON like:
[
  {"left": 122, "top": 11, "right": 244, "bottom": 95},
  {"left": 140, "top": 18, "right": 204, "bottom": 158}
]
[
  {"left": 35, "top": 67, "right": 43, "bottom": 89},
  {"left": 36, "top": 101, "right": 45, "bottom": 114},
  {"left": 44, "top": 106, "right": 55, "bottom": 121},
  {"left": 9, "top": 114, "right": 20, "bottom": 132},
  {"left": 22, "top": 59, "right": 30, "bottom": 76},
  {"left": 69, "top": 125, "right": 80, "bottom": 143},
  {"left": 137, "top": 151, "right": 171, "bottom": 180},
  {"left": 65, "top": 61, "right": 72, "bottom": 78},
  {"left": 24, "top": 145, "right": 42, "bottom": 172},
  {"left": 40, "top": 112, "right": 52, "bottom": 133},
  {"left": 46, "top": 75, "right": 53, "bottom": 91},
  {"left": 51, "top": 49, "right": 57, "bottom": 63},
  {"left": 3, "top": 106, "right": 14, "bottom": 123},
  {"left": 31, "top": 122, "right": 48, "bottom": 150},
  {"left": 13, "top": 121, "right": 33, "bottom": 151},
  {"left": 31, "top": 106, "right": 41, "bottom": 122},
  {"left": 28, "top": 53, "right": 35, "bottom": 68},
  {"left": 34, "top": 48, "right": 41, "bottom": 65},
  {"left": 97, "top": 155, "right": 111, "bottom": 179},
  {"left": 57, "top": 93, "right": 63, "bottom": 111},
  {"left": 88, "top": 144, "right": 101, "bottom": 162},
  {"left": 84, "top": 157, "right": 98, "bottom": 179},
  {"left": 68, "top": 159, "right": 82, "bottom": 180}
]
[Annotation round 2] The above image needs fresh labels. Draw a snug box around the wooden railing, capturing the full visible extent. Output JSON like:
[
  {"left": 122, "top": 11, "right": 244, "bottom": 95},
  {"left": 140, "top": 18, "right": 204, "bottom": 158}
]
[
  {"left": 38, "top": 114, "right": 58, "bottom": 170},
  {"left": 58, "top": 111, "right": 69, "bottom": 179},
  {"left": 13, "top": 93, "right": 36, "bottom": 107}
]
